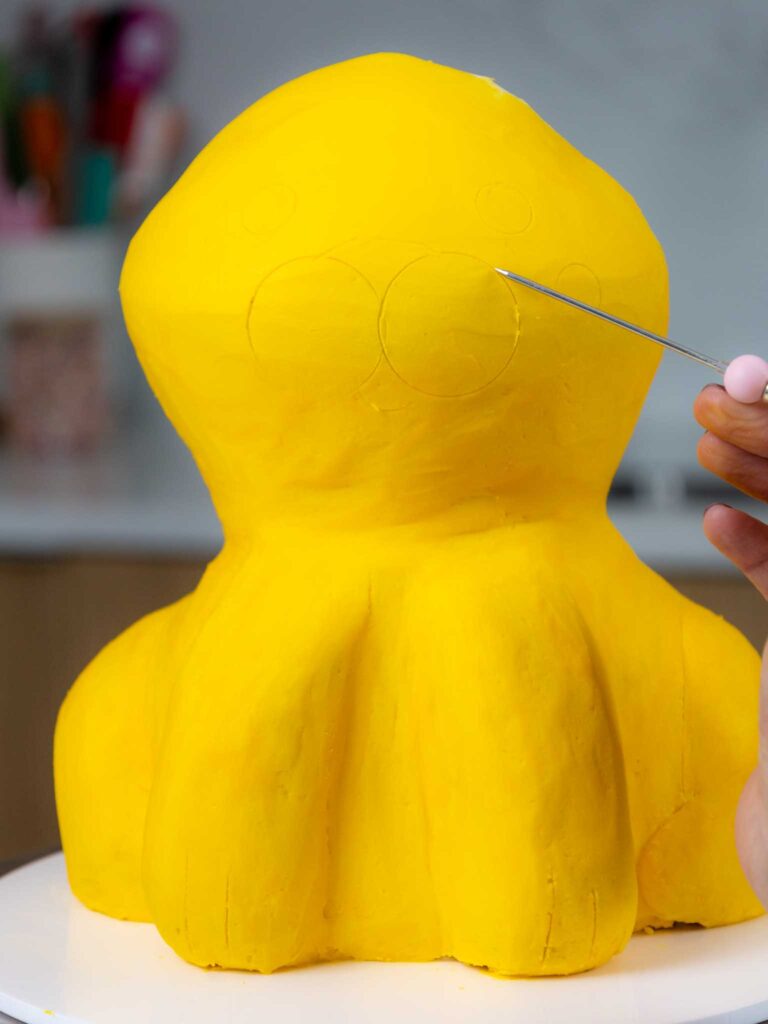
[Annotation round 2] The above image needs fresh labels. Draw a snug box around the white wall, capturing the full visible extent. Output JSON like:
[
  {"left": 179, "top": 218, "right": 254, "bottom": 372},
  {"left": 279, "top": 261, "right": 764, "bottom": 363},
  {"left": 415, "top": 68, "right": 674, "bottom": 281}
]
[{"left": 6, "top": 0, "right": 768, "bottom": 439}]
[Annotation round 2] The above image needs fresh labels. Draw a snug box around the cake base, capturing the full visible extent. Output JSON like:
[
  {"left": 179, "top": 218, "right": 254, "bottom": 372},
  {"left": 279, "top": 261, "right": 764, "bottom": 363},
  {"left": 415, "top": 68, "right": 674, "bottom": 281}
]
[{"left": 1, "top": 855, "right": 768, "bottom": 1024}]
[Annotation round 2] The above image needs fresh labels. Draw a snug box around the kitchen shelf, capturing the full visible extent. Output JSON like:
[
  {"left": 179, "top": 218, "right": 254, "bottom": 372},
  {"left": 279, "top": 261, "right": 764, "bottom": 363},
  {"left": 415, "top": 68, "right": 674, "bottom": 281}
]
[{"left": 0, "top": 423, "right": 221, "bottom": 559}]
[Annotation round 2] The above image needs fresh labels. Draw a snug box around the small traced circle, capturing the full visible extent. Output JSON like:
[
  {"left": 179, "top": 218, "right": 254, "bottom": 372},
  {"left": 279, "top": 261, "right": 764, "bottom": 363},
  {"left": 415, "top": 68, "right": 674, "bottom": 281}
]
[
  {"left": 248, "top": 256, "right": 381, "bottom": 395},
  {"left": 241, "top": 184, "right": 296, "bottom": 236},
  {"left": 555, "top": 263, "right": 602, "bottom": 307},
  {"left": 379, "top": 253, "right": 519, "bottom": 398},
  {"left": 476, "top": 183, "right": 533, "bottom": 235}
]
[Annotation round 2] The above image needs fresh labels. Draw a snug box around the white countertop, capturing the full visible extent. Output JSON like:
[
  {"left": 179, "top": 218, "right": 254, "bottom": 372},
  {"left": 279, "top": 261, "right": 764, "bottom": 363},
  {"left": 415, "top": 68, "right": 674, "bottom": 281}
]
[{"left": 0, "top": 414, "right": 752, "bottom": 574}]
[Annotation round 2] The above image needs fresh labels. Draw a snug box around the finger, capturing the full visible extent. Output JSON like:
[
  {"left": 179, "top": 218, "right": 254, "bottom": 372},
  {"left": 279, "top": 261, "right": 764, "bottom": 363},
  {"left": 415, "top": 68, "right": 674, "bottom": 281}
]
[
  {"left": 694, "top": 384, "right": 768, "bottom": 458},
  {"left": 702, "top": 504, "right": 768, "bottom": 599},
  {"left": 735, "top": 769, "right": 768, "bottom": 909},
  {"left": 697, "top": 432, "right": 768, "bottom": 503}
]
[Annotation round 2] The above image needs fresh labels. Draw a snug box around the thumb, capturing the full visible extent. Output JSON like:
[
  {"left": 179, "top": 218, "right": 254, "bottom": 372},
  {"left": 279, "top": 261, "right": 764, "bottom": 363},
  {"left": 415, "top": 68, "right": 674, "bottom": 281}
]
[{"left": 736, "top": 638, "right": 768, "bottom": 908}]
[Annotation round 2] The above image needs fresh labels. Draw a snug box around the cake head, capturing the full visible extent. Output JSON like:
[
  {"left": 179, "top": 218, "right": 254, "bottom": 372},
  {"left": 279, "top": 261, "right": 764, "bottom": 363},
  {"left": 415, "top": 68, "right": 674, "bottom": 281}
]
[{"left": 120, "top": 53, "right": 668, "bottom": 528}]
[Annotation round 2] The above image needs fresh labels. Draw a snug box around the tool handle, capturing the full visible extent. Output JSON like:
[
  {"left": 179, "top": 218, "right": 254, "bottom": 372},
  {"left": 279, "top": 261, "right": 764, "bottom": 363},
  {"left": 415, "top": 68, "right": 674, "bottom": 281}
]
[{"left": 723, "top": 355, "right": 768, "bottom": 404}]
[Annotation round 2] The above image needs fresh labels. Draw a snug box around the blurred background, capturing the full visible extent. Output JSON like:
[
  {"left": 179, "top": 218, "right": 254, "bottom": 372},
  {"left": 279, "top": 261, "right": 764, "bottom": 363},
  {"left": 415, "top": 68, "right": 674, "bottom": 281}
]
[{"left": 1, "top": 0, "right": 767, "bottom": 867}]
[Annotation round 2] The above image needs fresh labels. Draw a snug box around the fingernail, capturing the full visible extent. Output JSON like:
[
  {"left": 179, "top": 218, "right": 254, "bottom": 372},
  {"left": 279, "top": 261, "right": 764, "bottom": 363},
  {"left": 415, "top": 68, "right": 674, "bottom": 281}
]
[
  {"left": 704, "top": 502, "right": 733, "bottom": 514},
  {"left": 700, "top": 382, "right": 725, "bottom": 393}
]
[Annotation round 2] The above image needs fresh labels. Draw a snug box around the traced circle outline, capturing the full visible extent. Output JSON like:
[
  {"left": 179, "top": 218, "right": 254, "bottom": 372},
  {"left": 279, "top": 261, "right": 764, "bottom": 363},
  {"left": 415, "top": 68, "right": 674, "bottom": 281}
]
[
  {"left": 377, "top": 251, "right": 521, "bottom": 399},
  {"left": 246, "top": 254, "right": 384, "bottom": 394},
  {"left": 554, "top": 262, "right": 602, "bottom": 307},
  {"left": 475, "top": 182, "right": 534, "bottom": 236}
]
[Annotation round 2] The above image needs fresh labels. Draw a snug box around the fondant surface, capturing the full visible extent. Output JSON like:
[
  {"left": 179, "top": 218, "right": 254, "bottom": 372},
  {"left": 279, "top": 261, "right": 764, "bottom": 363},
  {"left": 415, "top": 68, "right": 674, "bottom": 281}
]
[{"left": 54, "top": 53, "right": 762, "bottom": 977}]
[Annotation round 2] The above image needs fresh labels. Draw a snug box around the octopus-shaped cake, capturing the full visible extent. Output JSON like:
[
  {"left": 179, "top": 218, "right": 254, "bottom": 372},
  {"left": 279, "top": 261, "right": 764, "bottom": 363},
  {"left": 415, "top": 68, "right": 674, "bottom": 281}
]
[{"left": 55, "top": 53, "right": 762, "bottom": 976}]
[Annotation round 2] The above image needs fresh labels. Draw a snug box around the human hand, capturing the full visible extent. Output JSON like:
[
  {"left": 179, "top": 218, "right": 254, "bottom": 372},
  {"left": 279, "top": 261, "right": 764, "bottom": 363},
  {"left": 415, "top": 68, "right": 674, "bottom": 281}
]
[
  {"left": 696, "top": 383, "right": 768, "bottom": 596},
  {"left": 694, "top": 380, "right": 768, "bottom": 907}
]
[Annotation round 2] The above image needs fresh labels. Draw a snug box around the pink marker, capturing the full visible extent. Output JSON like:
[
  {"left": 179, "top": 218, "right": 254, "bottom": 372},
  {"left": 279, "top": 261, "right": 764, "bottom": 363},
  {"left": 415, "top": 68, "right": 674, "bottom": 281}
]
[{"left": 494, "top": 267, "right": 768, "bottom": 405}]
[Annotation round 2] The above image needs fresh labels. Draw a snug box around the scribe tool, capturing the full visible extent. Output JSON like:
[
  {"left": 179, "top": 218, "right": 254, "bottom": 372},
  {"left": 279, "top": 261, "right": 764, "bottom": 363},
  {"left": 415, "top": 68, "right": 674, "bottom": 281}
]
[{"left": 495, "top": 267, "right": 768, "bottom": 405}]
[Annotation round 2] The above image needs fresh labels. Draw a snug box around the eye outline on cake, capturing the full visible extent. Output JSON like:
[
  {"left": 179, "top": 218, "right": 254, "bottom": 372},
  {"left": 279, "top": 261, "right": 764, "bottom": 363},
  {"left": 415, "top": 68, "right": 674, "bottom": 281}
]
[
  {"left": 475, "top": 182, "right": 534, "bottom": 236},
  {"left": 554, "top": 262, "right": 602, "bottom": 308},
  {"left": 246, "top": 254, "right": 383, "bottom": 396},
  {"left": 377, "top": 251, "right": 521, "bottom": 399}
]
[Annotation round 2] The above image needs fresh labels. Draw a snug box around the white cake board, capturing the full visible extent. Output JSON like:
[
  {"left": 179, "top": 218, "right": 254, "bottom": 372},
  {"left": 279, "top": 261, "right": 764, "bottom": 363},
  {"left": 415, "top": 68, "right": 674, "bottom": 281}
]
[{"left": 1, "top": 856, "right": 768, "bottom": 1024}]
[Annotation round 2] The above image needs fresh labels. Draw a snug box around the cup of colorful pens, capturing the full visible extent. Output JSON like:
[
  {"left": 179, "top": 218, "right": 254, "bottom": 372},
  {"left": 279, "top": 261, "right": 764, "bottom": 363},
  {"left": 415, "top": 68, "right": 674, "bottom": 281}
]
[{"left": 0, "top": 4, "right": 184, "bottom": 454}]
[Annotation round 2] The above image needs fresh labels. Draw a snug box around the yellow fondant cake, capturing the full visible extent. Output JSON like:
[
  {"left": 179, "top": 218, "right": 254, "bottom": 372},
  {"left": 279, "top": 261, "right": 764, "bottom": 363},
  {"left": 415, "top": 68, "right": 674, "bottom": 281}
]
[{"left": 54, "top": 53, "right": 762, "bottom": 976}]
